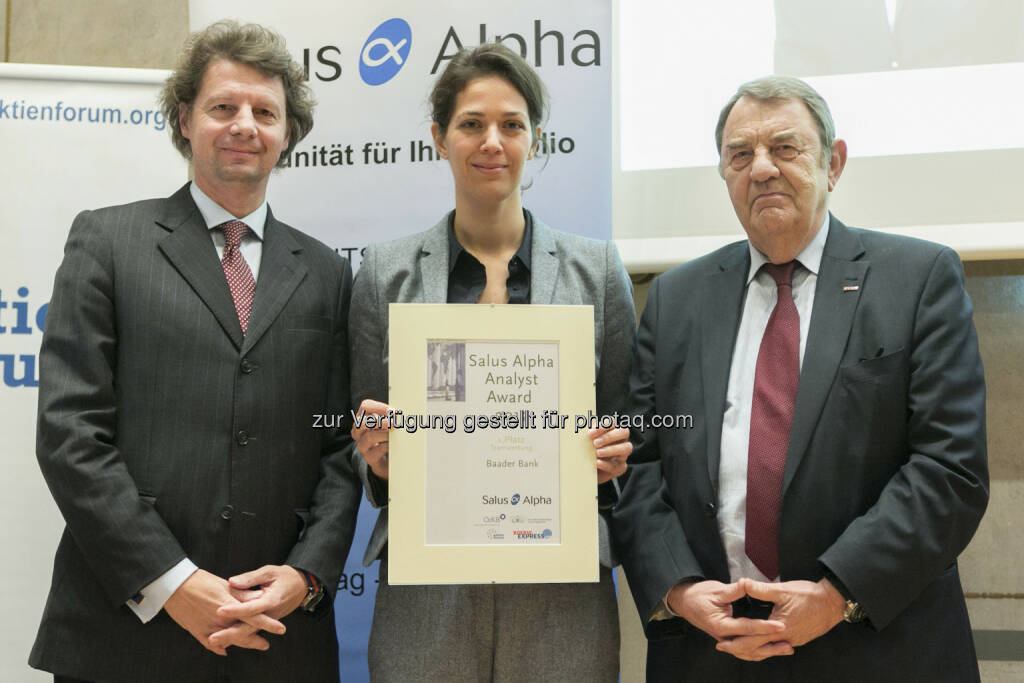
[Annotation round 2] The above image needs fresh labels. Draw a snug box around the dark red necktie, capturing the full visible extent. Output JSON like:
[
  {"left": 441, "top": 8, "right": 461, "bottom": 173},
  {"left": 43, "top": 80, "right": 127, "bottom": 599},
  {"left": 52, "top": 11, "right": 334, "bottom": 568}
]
[
  {"left": 746, "top": 261, "right": 800, "bottom": 580},
  {"left": 218, "top": 220, "right": 255, "bottom": 334}
]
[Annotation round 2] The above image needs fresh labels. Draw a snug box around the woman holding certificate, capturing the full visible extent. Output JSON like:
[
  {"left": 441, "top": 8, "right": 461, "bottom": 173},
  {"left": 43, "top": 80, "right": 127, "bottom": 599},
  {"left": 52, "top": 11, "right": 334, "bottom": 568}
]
[{"left": 348, "top": 43, "right": 635, "bottom": 681}]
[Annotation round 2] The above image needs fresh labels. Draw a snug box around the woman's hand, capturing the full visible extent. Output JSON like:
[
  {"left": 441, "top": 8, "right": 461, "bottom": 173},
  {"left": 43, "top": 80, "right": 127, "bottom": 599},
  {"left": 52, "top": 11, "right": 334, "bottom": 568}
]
[
  {"left": 589, "top": 425, "right": 632, "bottom": 483},
  {"left": 351, "top": 399, "right": 393, "bottom": 480}
]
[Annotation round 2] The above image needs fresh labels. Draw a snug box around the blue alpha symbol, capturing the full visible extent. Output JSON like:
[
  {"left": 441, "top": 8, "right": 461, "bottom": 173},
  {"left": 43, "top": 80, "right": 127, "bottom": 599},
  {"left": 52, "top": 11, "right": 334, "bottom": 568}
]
[
  {"left": 511, "top": 493, "right": 521, "bottom": 505},
  {"left": 359, "top": 18, "right": 412, "bottom": 85}
]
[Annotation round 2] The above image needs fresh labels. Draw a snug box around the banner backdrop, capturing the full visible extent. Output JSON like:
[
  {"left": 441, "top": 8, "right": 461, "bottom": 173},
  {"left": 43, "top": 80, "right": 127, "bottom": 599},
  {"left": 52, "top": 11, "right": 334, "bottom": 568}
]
[
  {"left": 187, "top": 4, "right": 612, "bottom": 681},
  {"left": 188, "top": 1, "right": 612, "bottom": 264},
  {"left": 0, "top": 63, "right": 187, "bottom": 681}
]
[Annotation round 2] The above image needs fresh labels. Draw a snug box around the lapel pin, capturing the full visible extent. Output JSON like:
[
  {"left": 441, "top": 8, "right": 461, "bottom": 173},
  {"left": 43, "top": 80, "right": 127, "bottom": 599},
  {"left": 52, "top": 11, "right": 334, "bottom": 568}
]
[{"left": 843, "top": 285, "right": 859, "bottom": 292}]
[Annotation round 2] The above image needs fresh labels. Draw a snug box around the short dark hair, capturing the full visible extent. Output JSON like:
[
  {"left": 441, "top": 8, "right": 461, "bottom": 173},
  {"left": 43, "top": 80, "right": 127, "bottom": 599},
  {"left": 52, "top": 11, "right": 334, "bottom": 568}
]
[
  {"left": 715, "top": 75, "right": 836, "bottom": 170},
  {"left": 429, "top": 43, "right": 548, "bottom": 137},
  {"left": 159, "top": 20, "right": 314, "bottom": 167}
]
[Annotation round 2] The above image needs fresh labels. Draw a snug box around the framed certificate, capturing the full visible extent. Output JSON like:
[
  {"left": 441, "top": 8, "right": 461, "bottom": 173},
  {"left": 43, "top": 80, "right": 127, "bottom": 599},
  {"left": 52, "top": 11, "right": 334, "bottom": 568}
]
[{"left": 386, "top": 303, "right": 599, "bottom": 584}]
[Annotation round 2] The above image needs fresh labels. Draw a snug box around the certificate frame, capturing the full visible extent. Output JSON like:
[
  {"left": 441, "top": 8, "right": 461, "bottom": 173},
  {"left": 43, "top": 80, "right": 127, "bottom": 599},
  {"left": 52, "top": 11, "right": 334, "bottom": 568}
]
[{"left": 387, "top": 303, "right": 598, "bottom": 585}]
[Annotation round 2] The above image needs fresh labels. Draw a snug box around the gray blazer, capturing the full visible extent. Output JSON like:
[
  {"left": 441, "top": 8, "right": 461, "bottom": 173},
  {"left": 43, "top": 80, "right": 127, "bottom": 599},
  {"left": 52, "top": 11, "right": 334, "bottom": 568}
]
[
  {"left": 348, "top": 213, "right": 636, "bottom": 569},
  {"left": 31, "top": 184, "right": 362, "bottom": 683}
]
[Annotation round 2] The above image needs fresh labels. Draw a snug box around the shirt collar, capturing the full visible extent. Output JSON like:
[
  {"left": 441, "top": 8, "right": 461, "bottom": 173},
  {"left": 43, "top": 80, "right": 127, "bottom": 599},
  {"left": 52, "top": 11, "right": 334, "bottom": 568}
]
[
  {"left": 447, "top": 209, "right": 533, "bottom": 273},
  {"left": 746, "top": 212, "right": 830, "bottom": 284},
  {"left": 189, "top": 182, "right": 267, "bottom": 240}
]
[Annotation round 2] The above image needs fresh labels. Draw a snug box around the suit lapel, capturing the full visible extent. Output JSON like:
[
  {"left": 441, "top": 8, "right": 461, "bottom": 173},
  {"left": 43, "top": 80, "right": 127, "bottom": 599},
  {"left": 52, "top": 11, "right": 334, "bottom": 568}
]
[
  {"left": 782, "top": 216, "right": 868, "bottom": 493},
  {"left": 701, "top": 244, "right": 750, "bottom": 493},
  {"left": 530, "top": 218, "right": 560, "bottom": 305},
  {"left": 157, "top": 184, "right": 245, "bottom": 350},
  {"left": 418, "top": 217, "right": 450, "bottom": 303},
  {"left": 241, "top": 208, "right": 307, "bottom": 355}
]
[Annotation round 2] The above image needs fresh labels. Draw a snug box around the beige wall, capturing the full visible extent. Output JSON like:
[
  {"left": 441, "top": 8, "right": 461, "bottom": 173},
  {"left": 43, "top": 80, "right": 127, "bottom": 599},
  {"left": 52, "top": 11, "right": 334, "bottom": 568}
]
[
  {"left": 960, "top": 260, "right": 1024, "bottom": 682},
  {"left": 7, "top": 0, "right": 187, "bottom": 69},
  {"left": 7, "top": 2, "right": 1021, "bottom": 681}
]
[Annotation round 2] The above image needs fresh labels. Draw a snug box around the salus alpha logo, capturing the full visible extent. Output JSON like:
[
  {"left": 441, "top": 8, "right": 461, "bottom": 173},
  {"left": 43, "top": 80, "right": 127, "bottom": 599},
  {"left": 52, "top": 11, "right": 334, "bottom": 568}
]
[
  {"left": 510, "top": 493, "right": 521, "bottom": 505},
  {"left": 359, "top": 18, "right": 412, "bottom": 85}
]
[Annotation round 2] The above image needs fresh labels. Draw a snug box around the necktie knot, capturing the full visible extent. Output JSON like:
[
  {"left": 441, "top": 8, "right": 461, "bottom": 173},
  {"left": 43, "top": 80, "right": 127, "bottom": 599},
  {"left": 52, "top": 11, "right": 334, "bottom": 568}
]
[
  {"left": 219, "top": 220, "right": 249, "bottom": 250},
  {"left": 762, "top": 260, "right": 797, "bottom": 288}
]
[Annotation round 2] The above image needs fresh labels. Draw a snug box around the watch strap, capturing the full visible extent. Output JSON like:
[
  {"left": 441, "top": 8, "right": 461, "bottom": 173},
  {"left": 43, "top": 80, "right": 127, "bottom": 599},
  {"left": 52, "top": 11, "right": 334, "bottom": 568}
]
[{"left": 298, "top": 569, "right": 325, "bottom": 613}]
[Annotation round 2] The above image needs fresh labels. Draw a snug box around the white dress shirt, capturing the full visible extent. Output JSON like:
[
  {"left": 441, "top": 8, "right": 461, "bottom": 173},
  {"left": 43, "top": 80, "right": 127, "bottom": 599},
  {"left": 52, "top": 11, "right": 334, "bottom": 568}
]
[
  {"left": 717, "top": 214, "right": 829, "bottom": 583},
  {"left": 125, "top": 183, "right": 267, "bottom": 623},
  {"left": 190, "top": 181, "right": 266, "bottom": 280}
]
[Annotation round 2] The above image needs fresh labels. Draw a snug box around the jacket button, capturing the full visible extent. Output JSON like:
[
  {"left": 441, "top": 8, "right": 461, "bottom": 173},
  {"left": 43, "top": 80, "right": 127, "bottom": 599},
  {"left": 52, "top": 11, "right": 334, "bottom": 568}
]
[
  {"left": 240, "top": 359, "right": 254, "bottom": 374},
  {"left": 237, "top": 430, "right": 249, "bottom": 445},
  {"left": 220, "top": 505, "right": 234, "bottom": 520},
  {"left": 705, "top": 502, "right": 717, "bottom": 517}
]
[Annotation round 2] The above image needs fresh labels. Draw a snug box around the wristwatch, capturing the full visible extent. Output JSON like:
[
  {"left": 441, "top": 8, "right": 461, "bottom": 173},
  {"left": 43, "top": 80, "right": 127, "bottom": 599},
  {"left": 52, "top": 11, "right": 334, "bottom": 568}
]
[
  {"left": 824, "top": 568, "right": 866, "bottom": 623},
  {"left": 299, "top": 569, "right": 325, "bottom": 613},
  {"left": 842, "top": 598, "right": 866, "bottom": 623}
]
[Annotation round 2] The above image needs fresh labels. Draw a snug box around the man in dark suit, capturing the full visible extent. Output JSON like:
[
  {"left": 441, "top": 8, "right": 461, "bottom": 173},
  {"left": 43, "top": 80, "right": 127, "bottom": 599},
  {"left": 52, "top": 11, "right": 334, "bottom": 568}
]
[
  {"left": 30, "top": 21, "right": 360, "bottom": 682},
  {"left": 612, "top": 75, "right": 988, "bottom": 681}
]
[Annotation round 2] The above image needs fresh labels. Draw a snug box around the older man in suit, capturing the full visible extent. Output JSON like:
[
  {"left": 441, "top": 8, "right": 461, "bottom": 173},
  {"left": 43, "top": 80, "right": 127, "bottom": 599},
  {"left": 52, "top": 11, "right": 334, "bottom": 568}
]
[
  {"left": 613, "top": 76, "right": 988, "bottom": 681},
  {"left": 30, "top": 21, "right": 360, "bottom": 682}
]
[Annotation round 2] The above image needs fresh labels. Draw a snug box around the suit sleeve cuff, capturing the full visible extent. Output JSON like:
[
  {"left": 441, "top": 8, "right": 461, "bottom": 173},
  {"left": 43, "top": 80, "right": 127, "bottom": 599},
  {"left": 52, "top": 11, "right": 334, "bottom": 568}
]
[
  {"left": 126, "top": 558, "right": 198, "bottom": 623},
  {"left": 822, "top": 565, "right": 856, "bottom": 602},
  {"left": 366, "top": 468, "right": 389, "bottom": 507},
  {"left": 650, "top": 598, "right": 676, "bottom": 622},
  {"left": 598, "top": 480, "right": 620, "bottom": 510},
  {"left": 650, "top": 578, "right": 705, "bottom": 623},
  {"left": 650, "top": 585, "right": 685, "bottom": 622}
]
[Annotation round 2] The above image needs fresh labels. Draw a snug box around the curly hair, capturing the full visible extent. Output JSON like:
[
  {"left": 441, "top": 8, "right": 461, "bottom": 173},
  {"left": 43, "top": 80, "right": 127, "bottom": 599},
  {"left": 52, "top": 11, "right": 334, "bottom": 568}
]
[{"left": 159, "top": 20, "right": 314, "bottom": 167}]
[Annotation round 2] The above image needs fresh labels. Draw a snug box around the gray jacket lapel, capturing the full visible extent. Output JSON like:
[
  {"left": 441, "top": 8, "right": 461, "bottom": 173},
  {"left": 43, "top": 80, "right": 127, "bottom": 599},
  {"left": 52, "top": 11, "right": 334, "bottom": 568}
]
[
  {"left": 156, "top": 184, "right": 244, "bottom": 350},
  {"left": 701, "top": 244, "right": 749, "bottom": 493},
  {"left": 418, "top": 217, "right": 449, "bottom": 303},
  {"left": 242, "top": 209, "right": 308, "bottom": 355},
  {"left": 530, "top": 217, "right": 559, "bottom": 305},
  {"left": 783, "top": 216, "right": 869, "bottom": 493}
]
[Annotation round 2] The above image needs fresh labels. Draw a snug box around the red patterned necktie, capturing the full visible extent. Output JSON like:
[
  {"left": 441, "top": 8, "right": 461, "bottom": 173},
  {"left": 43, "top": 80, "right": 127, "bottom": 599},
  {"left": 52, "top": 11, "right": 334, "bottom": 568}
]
[
  {"left": 745, "top": 260, "right": 800, "bottom": 580},
  {"left": 218, "top": 220, "right": 255, "bottom": 334}
]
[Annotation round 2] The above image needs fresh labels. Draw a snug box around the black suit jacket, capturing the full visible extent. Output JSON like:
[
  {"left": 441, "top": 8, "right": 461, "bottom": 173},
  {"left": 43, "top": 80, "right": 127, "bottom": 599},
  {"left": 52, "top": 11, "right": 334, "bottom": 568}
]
[
  {"left": 612, "top": 216, "right": 988, "bottom": 681},
  {"left": 30, "top": 184, "right": 361, "bottom": 682}
]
